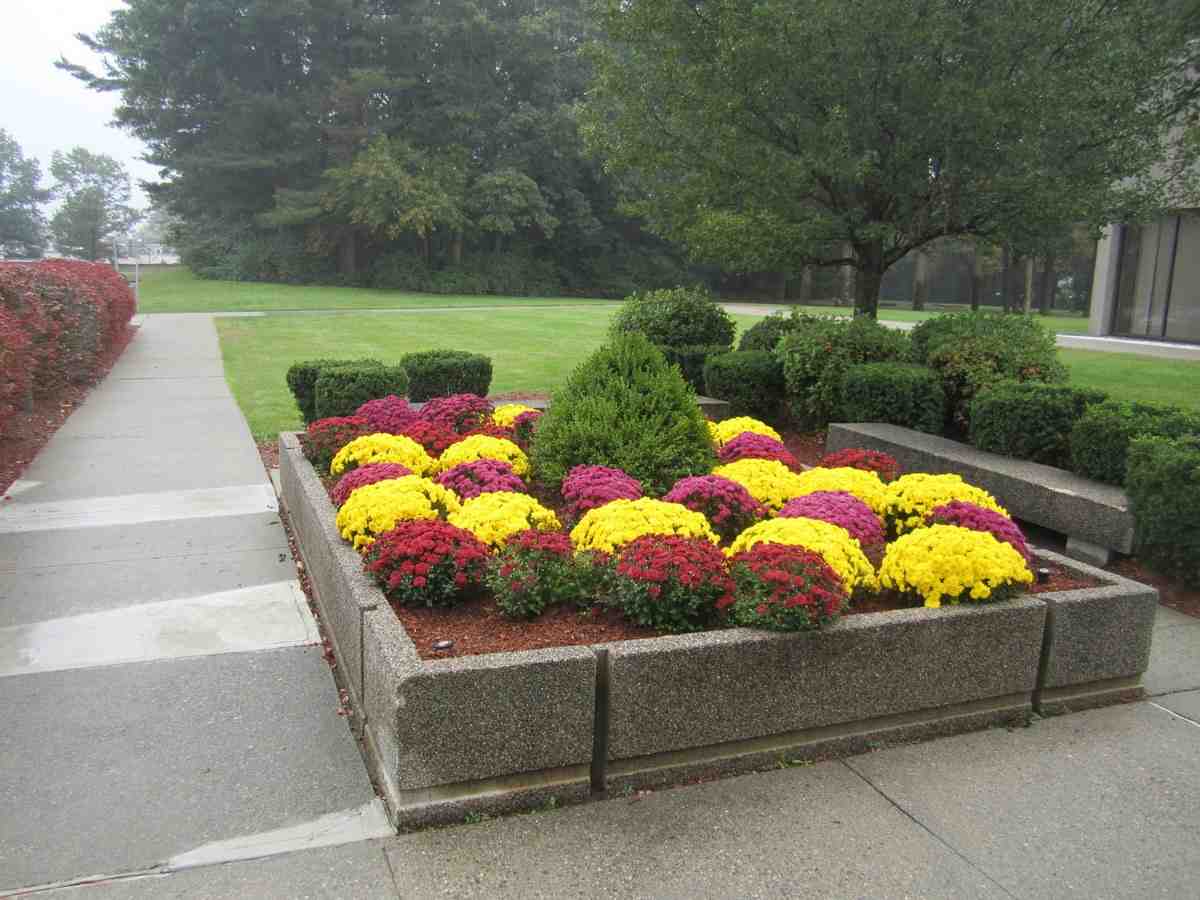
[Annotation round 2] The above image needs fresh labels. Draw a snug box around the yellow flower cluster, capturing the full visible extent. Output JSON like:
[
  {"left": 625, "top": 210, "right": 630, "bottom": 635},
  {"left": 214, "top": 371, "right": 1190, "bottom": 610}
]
[
  {"left": 710, "top": 416, "right": 782, "bottom": 447},
  {"left": 712, "top": 458, "right": 806, "bottom": 512},
  {"left": 878, "top": 524, "right": 1033, "bottom": 608},
  {"left": 330, "top": 433, "right": 433, "bottom": 477},
  {"left": 335, "top": 476, "right": 462, "bottom": 550},
  {"left": 448, "top": 491, "right": 560, "bottom": 549},
  {"left": 793, "top": 467, "right": 888, "bottom": 516},
  {"left": 727, "top": 517, "right": 878, "bottom": 592},
  {"left": 883, "top": 473, "right": 1007, "bottom": 534},
  {"left": 437, "top": 434, "right": 530, "bottom": 477},
  {"left": 570, "top": 498, "right": 718, "bottom": 553},
  {"left": 491, "top": 403, "right": 538, "bottom": 428}
]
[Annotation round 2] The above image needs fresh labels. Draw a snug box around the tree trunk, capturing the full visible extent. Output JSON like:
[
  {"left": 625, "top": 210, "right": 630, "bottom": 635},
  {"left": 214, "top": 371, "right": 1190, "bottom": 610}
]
[
  {"left": 449, "top": 231, "right": 464, "bottom": 266},
  {"left": 798, "top": 266, "right": 813, "bottom": 302},
  {"left": 1023, "top": 257, "right": 1035, "bottom": 313},
  {"left": 1039, "top": 255, "right": 1056, "bottom": 315},
  {"left": 840, "top": 241, "right": 856, "bottom": 307},
  {"left": 851, "top": 239, "right": 885, "bottom": 317},
  {"left": 969, "top": 244, "right": 984, "bottom": 311},
  {"left": 337, "top": 229, "right": 357, "bottom": 276},
  {"left": 1000, "top": 246, "right": 1013, "bottom": 312},
  {"left": 911, "top": 250, "right": 929, "bottom": 311}
]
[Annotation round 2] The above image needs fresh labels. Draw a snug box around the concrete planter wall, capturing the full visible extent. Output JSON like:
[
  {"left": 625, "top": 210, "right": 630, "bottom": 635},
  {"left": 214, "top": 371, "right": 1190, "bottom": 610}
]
[{"left": 280, "top": 433, "right": 1156, "bottom": 828}]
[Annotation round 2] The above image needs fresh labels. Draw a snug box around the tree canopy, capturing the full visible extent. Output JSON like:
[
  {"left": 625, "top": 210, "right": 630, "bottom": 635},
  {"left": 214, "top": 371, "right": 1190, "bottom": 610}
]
[
  {"left": 0, "top": 129, "right": 50, "bottom": 259},
  {"left": 48, "top": 147, "right": 139, "bottom": 262}
]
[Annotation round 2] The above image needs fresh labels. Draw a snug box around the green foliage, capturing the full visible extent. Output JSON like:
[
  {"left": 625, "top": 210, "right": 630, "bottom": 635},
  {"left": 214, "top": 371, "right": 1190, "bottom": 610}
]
[
  {"left": 286, "top": 358, "right": 380, "bottom": 425},
  {"left": 703, "top": 351, "right": 787, "bottom": 422},
  {"left": 1127, "top": 435, "right": 1200, "bottom": 582},
  {"left": 657, "top": 343, "right": 730, "bottom": 393},
  {"left": 839, "top": 363, "right": 945, "bottom": 434},
  {"left": 969, "top": 382, "right": 1107, "bottom": 468},
  {"left": 0, "top": 129, "right": 49, "bottom": 258},
  {"left": 531, "top": 334, "right": 715, "bottom": 494},
  {"left": 399, "top": 350, "right": 492, "bottom": 402},
  {"left": 48, "top": 147, "right": 139, "bottom": 262},
  {"left": 609, "top": 286, "right": 735, "bottom": 349},
  {"left": 1070, "top": 400, "right": 1200, "bottom": 485},
  {"left": 313, "top": 363, "right": 408, "bottom": 420},
  {"left": 737, "top": 314, "right": 797, "bottom": 352},
  {"left": 776, "top": 315, "right": 910, "bottom": 428},
  {"left": 369, "top": 251, "right": 561, "bottom": 296}
]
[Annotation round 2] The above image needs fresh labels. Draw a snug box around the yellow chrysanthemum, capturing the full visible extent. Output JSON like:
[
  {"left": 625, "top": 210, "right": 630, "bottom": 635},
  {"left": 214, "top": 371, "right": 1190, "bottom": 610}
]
[
  {"left": 710, "top": 416, "right": 783, "bottom": 447},
  {"left": 330, "top": 433, "right": 433, "bottom": 477},
  {"left": 437, "top": 434, "right": 530, "bottom": 477},
  {"left": 491, "top": 403, "right": 538, "bottom": 428},
  {"left": 448, "top": 491, "right": 560, "bottom": 549},
  {"left": 727, "top": 517, "right": 878, "bottom": 592},
  {"left": 793, "top": 467, "right": 888, "bottom": 516},
  {"left": 712, "top": 458, "right": 806, "bottom": 512},
  {"left": 570, "top": 498, "right": 718, "bottom": 554},
  {"left": 878, "top": 524, "right": 1033, "bottom": 608},
  {"left": 883, "top": 473, "right": 1007, "bottom": 535},
  {"left": 334, "top": 476, "right": 462, "bottom": 550}
]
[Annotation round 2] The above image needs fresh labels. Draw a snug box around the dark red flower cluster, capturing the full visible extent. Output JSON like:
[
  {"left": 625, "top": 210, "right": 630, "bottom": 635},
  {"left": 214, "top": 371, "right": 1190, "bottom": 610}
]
[
  {"left": 487, "top": 529, "right": 579, "bottom": 619},
  {"left": 778, "top": 490, "right": 884, "bottom": 547},
  {"left": 417, "top": 393, "right": 494, "bottom": 434},
  {"left": 718, "top": 432, "right": 798, "bottom": 469},
  {"left": 399, "top": 419, "right": 459, "bottom": 455},
  {"left": 728, "top": 544, "right": 848, "bottom": 631},
  {"left": 355, "top": 395, "right": 419, "bottom": 434},
  {"left": 561, "top": 464, "right": 643, "bottom": 522},
  {"left": 511, "top": 409, "right": 542, "bottom": 449},
  {"left": 435, "top": 458, "right": 527, "bottom": 499},
  {"left": 301, "top": 415, "right": 373, "bottom": 468},
  {"left": 818, "top": 448, "right": 901, "bottom": 482},
  {"left": 926, "top": 500, "right": 1034, "bottom": 566},
  {"left": 330, "top": 462, "right": 412, "bottom": 507},
  {"left": 613, "top": 535, "right": 735, "bottom": 632},
  {"left": 363, "top": 520, "right": 491, "bottom": 608},
  {"left": 462, "top": 421, "right": 516, "bottom": 442},
  {"left": 662, "top": 475, "right": 766, "bottom": 541}
]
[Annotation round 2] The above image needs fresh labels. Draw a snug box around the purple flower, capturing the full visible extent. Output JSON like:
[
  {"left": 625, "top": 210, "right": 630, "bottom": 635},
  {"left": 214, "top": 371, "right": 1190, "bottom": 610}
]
[
  {"left": 436, "top": 459, "right": 528, "bottom": 500},
  {"left": 418, "top": 394, "right": 494, "bottom": 434},
  {"left": 562, "top": 465, "right": 643, "bottom": 522},
  {"left": 663, "top": 475, "right": 766, "bottom": 541},
  {"left": 778, "top": 491, "right": 884, "bottom": 547},
  {"left": 718, "top": 432, "right": 798, "bottom": 469},
  {"left": 926, "top": 501, "right": 1034, "bottom": 565},
  {"left": 355, "top": 395, "right": 419, "bottom": 434},
  {"left": 330, "top": 462, "right": 413, "bottom": 507}
]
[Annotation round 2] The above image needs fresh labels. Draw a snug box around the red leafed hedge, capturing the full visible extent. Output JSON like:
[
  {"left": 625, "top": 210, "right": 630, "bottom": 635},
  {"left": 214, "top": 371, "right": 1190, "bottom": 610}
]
[{"left": 0, "top": 260, "right": 136, "bottom": 437}]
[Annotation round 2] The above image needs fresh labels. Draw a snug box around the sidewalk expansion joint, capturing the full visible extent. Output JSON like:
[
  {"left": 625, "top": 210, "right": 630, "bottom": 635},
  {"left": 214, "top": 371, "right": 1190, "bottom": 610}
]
[{"left": 1149, "top": 701, "right": 1200, "bottom": 728}]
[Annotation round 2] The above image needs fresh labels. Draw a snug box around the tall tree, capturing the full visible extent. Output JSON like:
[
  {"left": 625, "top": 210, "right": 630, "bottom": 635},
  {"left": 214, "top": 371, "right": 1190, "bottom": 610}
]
[
  {"left": 0, "top": 129, "right": 50, "bottom": 258},
  {"left": 582, "top": 0, "right": 1200, "bottom": 316},
  {"left": 49, "top": 148, "right": 139, "bottom": 261}
]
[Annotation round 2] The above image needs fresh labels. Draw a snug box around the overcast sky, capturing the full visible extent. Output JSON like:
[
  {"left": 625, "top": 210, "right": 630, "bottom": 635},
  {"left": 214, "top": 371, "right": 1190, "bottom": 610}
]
[{"left": 1, "top": 0, "right": 157, "bottom": 208}]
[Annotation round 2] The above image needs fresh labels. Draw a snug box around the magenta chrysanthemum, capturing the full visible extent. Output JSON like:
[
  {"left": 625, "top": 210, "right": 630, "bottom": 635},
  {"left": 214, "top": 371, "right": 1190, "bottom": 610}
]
[
  {"left": 435, "top": 458, "right": 528, "bottom": 500},
  {"left": 662, "top": 475, "right": 766, "bottom": 541},
  {"left": 417, "top": 393, "right": 494, "bottom": 434},
  {"left": 926, "top": 500, "right": 1034, "bottom": 566},
  {"left": 778, "top": 491, "right": 885, "bottom": 547},
  {"left": 718, "top": 432, "right": 798, "bottom": 469},
  {"left": 330, "top": 462, "right": 414, "bottom": 507},
  {"left": 561, "top": 464, "right": 643, "bottom": 522},
  {"left": 355, "top": 395, "right": 419, "bottom": 434}
]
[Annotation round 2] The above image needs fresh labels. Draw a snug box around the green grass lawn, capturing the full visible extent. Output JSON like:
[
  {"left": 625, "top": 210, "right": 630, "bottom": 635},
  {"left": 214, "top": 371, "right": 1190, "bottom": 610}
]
[{"left": 1059, "top": 349, "right": 1200, "bottom": 412}]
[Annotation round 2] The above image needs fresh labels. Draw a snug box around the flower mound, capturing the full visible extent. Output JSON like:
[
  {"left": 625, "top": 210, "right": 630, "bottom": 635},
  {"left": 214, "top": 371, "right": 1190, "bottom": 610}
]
[
  {"left": 879, "top": 524, "right": 1033, "bottom": 608},
  {"left": 927, "top": 500, "right": 1034, "bottom": 566},
  {"left": 613, "top": 535, "right": 735, "bottom": 632},
  {"left": 818, "top": 448, "right": 901, "bottom": 482},
  {"left": 710, "top": 416, "right": 782, "bottom": 447},
  {"left": 883, "top": 473, "right": 1007, "bottom": 536},
  {"left": 437, "top": 434, "right": 530, "bottom": 477},
  {"left": 561, "top": 465, "right": 643, "bottom": 522},
  {"left": 488, "top": 530, "right": 580, "bottom": 619},
  {"left": 330, "top": 462, "right": 413, "bottom": 507},
  {"left": 448, "top": 491, "right": 560, "bottom": 549},
  {"left": 662, "top": 475, "right": 766, "bottom": 541},
  {"left": 793, "top": 467, "right": 888, "bottom": 516},
  {"left": 727, "top": 518, "right": 878, "bottom": 592},
  {"left": 717, "top": 432, "right": 798, "bottom": 469},
  {"left": 570, "top": 498, "right": 719, "bottom": 554},
  {"left": 363, "top": 520, "right": 490, "bottom": 608},
  {"left": 510, "top": 408, "right": 542, "bottom": 449},
  {"left": 728, "top": 544, "right": 848, "bottom": 631},
  {"left": 418, "top": 393, "right": 494, "bottom": 434},
  {"left": 436, "top": 458, "right": 528, "bottom": 500},
  {"left": 400, "top": 419, "right": 459, "bottom": 455},
  {"left": 335, "top": 476, "right": 462, "bottom": 550},
  {"left": 492, "top": 403, "right": 538, "bottom": 428},
  {"left": 301, "top": 416, "right": 372, "bottom": 469},
  {"left": 778, "top": 491, "right": 884, "bottom": 547},
  {"left": 330, "top": 433, "right": 434, "bottom": 476},
  {"left": 711, "top": 458, "right": 806, "bottom": 512},
  {"left": 355, "top": 395, "right": 419, "bottom": 434}
]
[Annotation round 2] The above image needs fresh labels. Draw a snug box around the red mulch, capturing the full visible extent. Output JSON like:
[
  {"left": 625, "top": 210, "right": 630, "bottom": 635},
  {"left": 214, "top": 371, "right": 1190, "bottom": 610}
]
[
  {"left": 780, "top": 429, "right": 828, "bottom": 468},
  {"left": 0, "top": 324, "right": 138, "bottom": 497},
  {"left": 1108, "top": 558, "right": 1200, "bottom": 619},
  {"left": 257, "top": 439, "right": 280, "bottom": 471}
]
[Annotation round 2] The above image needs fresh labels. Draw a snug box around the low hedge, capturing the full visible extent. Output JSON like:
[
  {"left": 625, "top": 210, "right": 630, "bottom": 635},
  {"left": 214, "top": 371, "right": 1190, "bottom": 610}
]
[
  {"left": 704, "top": 351, "right": 787, "bottom": 422},
  {"left": 609, "top": 285, "right": 735, "bottom": 349},
  {"left": 399, "top": 349, "right": 492, "bottom": 402},
  {"left": 969, "top": 382, "right": 1107, "bottom": 468},
  {"left": 314, "top": 364, "right": 409, "bottom": 420},
  {"left": 1127, "top": 435, "right": 1200, "bottom": 583},
  {"left": 658, "top": 343, "right": 730, "bottom": 394},
  {"left": 287, "top": 358, "right": 382, "bottom": 424},
  {"left": 1070, "top": 400, "right": 1200, "bottom": 486},
  {"left": 839, "top": 362, "right": 945, "bottom": 434},
  {"left": 737, "top": 314, "right": 797, "bottom": 352}
]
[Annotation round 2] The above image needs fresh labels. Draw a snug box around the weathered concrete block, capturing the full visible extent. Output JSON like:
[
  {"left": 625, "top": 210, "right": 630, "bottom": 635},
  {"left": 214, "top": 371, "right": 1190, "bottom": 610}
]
[{"left": 826, "top": 423, "right": 1135, "bottom": 554}]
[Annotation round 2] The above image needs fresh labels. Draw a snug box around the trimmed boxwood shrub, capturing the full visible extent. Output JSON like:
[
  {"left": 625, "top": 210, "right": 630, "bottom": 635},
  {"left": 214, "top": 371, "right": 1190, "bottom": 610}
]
[
  {"left": 399, "top": 349, "right": 492, "bottom": 402},
  {"left": 738, "top": 313, "right": 800, "bottom": 352},
  {"left": 1127, "top": 435, "right": 1200, "bottom": 582},
  {"left": 969, "top": 382, "right": 1107, "bottom": 468},
  {"left": 704, "top": 350, "right": 786, "bottom": 422},
  {"left": 1070, "top": 400, "right": 1200, "bottom": 485},
  {"left": 531, "top": 334, "right": 716, "bottom": 494},
  {"left": 838, "top": 362, "right": 945, "bottom": 434},
  {"left": 776, "top": 315, "right": 910, "bottom": 427},
  {"left": 609, "top": 285, "right": 735, "bottom": 349},
  {"left": 287, "top": 358, "right": 382, "bottom": 424},
  {"left": 314, "top": 364, "right": 409, "bottom": 420},
  {"left": 658, "top": 343, "right": 730, "bottom": 393}
]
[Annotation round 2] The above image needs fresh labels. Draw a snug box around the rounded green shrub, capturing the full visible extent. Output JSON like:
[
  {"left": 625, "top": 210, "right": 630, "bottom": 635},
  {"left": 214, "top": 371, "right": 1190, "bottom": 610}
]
[
  {"left": 1070, "top": 399, "right": 1200, "bottom": 485},
  {"left": 531, "top": 334, "right": 716, "bottom": 494},
  {"left": 738, "top": 313, "right": 800, "bottom": 352},
  {"left": 287, "top": 358, "right": 381, "bottom": 424},
  {"left": 839, "top": 362, "right": 945, "bottom": 434},
  {"left": 969, "top": 382, "right": 1107, "bottom": 468},
  {"left": 399, "top": 349, "right": 493, "bottom": 402},
  {"left": 314, "top": 364, "right": 409, "bottom": 420},
  {"left": 657, "top": 343, "right": 731, "bottom": 393},
  {"left": 609, "top": 285, "right": 735, "bottom": 349},
  {"left": 703, "top": 351, "right": 786, "bottom": 422},
  {"left": 1127, "top": 435, "right": 1200, "bottom": 582}
]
